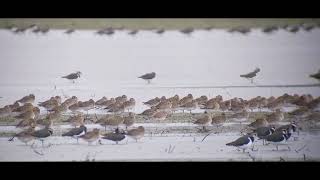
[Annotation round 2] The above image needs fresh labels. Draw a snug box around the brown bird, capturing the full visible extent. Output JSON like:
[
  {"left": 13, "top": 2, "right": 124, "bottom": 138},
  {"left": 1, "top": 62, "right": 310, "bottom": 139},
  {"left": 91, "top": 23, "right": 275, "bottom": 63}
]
[
  {"left": 0, "top": 105, "right": 11, "bottom": 117},
  {"left": 100, "top": 98, "right": 116, "bottom": 108},
  {"left": 95, "top": 97, "right": 108, "bottom": 107},
  {"left": 170, "top": 100, "right": 180, "bottom": 113},
  {"left": 123, "top": 112, "right": 135, "bottom": 129},
  {"left": 8, "top": 126, "right": 36, "bottom": 145},
  {"left": 152, "top": 111, "right": 169, "bottom": 121},
  {"left": 168, "top": 95, "right": 179, "bottom": 103},
  {"left": 122, "top": 98, "right": 136, "bottom": 112},
  {"left": 155, "top": 100, "right": 172, "bottom": 111},
  {"left": 49, "top": 103, "right": 68, "bottom": 113},
  {"left": 68, "top": 102, "right": 80, "bottom": 113},
  {"left": 143, "top": 97, "right": 161, "bottom": 107},
  {"left": 39, "top": 99, "right": 59, "bottom": 112},
  {"left": 12, "top": 103, "right": 34, "bottom": 114},
  {"left": 212, "top": 113, "right": 227, "bottom": 126},
  {"left": 16, "top": 118, "right": 36, "bottom": 130},
  {"left": 14, "top": 109, "right": 36, "bottom": 120},
  {"left": 125, "top": 126, "right": 145, "bottom": 142},
  {"left": 229, "top": 110, "right": 249, "bottom": 124},
  {"left": 139, "top": 107, "right": 158, "bottom": 118},
  {"left": 248, "top": 118, "right": 269, "bottom": 129},
  {"left": 62, "top": 96, "right": 78, "bottom": 107},
  {"left": 104, "top": 115, "right": 124, "bottom": 129},
  {"left": 115, "top": 95, "right": 127, "bottom": 104},
  {"left": 193, "top": 111, "right": 212, "bottom": 131},
  {"left": 78, "top": 99, "right": 95, "bottom": 111},
  {"left": 96, "top": 114, "right": 113, "bottom": 131},
  {"left": 16, "top": 94, "right": 35, "bottom": 104},
  {"left": 202, "top": 100, "right": 220, "bottom": 111},
  {"left": 266, "top": 109, "right": 284, "bottom": 124},
  {"left": 79, "top": 128, "right": 100, "bottom": 145},
  {"left": 288, "top": 106, "right": 310, "bottom": 118},
  {"left": 179, "top": 94, "right": 193, "bottom": 107},
  {"left": 63, "top": 113, "right": 85, "bottom": 127},
  {"left": 195, "top": 95, "right": 208, "bottom": 106},
  {"left": 9, "top": 102, "right": 20, "bottom": 112},
  {"left": 180, "top": 100, "right": 198, "bottom": 113}
]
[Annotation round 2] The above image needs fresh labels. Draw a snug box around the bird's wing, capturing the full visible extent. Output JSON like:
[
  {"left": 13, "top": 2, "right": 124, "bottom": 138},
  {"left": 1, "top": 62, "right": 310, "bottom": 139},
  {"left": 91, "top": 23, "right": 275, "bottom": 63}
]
[
  {"left": 32, "top": 129, "right": 49, "bottom": 138},
  {"left": 62, "top": 127, "right": 82, "bottom": 136},
  {"left": 226, "top": 136, "right": 249, "bottom": 146}
]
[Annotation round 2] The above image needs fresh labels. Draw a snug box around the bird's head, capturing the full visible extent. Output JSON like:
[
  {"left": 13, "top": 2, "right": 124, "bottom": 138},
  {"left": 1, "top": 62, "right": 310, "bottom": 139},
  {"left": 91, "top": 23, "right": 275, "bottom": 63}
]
[{"left": 76, "top": 71, "right": 82, "bottom": 77}]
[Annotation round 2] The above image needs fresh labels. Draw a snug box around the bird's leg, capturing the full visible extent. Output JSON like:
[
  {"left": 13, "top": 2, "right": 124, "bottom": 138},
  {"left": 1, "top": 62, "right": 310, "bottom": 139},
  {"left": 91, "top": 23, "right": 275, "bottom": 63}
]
[
  {"left": 276, "top": 145, "right": 279, "bottom": 151},
  {"left": 116, "top": 141, "right": 118, "bottom": 145},
  {"left": 77, "top": 138, "right": 79, "bottom": 144},
  {"left": 136, "top": 139, "right": 138, "bottom": 143},
  {"left": 243, "top": 149, "right": 245, "bottom": 153},
  {"left": 41, "top": 139, "right": 44, "bottom": 147},
  {"left": 73, "top": 80, "right": 75, "bottom": 84}
]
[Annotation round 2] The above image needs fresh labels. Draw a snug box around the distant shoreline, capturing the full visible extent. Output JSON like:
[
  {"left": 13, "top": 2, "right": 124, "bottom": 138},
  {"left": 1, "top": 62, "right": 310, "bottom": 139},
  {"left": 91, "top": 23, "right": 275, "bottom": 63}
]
[{"left": 1, "top": 18, "right": 320, "bottom": 30}]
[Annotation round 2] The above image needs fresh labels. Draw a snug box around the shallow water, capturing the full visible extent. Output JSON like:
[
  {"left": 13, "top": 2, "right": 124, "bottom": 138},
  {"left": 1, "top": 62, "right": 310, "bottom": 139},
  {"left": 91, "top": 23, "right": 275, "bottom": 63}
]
[{"left": 0, "top": 29, "right": 320, "bottom": 113}]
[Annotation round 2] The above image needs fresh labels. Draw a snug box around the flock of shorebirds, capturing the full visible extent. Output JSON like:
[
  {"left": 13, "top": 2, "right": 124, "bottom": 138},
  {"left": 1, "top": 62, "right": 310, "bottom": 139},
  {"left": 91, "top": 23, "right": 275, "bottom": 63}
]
[
  {"left": 1, "top": 91, "right": 320, "bottom": 152},
  {"left": 2, "top": 22, "right": 320, "bottom": 36}
]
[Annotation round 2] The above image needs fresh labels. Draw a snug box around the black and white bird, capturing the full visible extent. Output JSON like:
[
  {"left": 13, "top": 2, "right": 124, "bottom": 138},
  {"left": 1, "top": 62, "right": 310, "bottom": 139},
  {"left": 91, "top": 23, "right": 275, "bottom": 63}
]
[
  {"left": 309, "top": 70, "right": 320, "bottom": 82},
  {"left": 31, "top": 126, "right": 53, "bottom": 147},
  {"left": 138, "top": 72, "right": 156, "bottom": 84},
  {"left": 226, "top": 135, "right": 255, "bottom": 153},
  {"left": 62, "top": 71, "right": 82, "bottom": 83},
  {"left": 265, "top": 129, "right": 291, "bottom": 151},
  {"left": 100, "top": 128, "right": 126, "bottom": 145},
  {"left": 240, "top": 68, "right": 260, "bottom": 83},
  {"left": 275, "top": 122, "right": 297, "bottom": 135},
  {"left": 62, "top": 125, "right": 87, "bottom": 144},
  {"left": 253, "top": 126, "right": 275, "bottom": 145}
]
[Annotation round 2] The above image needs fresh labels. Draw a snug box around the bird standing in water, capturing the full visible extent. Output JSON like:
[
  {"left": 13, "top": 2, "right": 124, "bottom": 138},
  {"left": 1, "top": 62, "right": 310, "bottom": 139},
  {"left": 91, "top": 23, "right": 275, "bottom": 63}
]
[
  {"left": 62, "top": 71, "right": 82, "bottom": 83},
  {"left": 138, "top": 72, "right": 156, "bottom": 84}
]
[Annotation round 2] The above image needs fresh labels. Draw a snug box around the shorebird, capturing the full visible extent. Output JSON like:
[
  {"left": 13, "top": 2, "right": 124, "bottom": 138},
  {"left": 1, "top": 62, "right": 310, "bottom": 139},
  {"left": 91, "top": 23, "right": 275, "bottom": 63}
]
[
  {"left": 155, "top": 29, "right": 165, "bottom": 34},
  {"left": 139, "top": 107, "right": 158, "bottom": 118},
  {"left": 0, "top": 105, "right": 11, "bottom": 117},
  {"left": 12, "top": 103, "right": 34, "bottom": 115},
  {"left": 62, "top": 71, "right": 82, "bottom": 83},
  {"left": 63, "top": 113, "right": 85, "bottom": 127},
  {"left": 264, "top": 129, "right": 291, "bottom": 151},
  {"left": 229, "top": 110, "right": 249, "bottom": 125},
  {"left": 195, "top": 95, "right": 208, "bottom": 107},
  {"left": 301, "top": 23, "right": 316, "bottom": 32},
  {"left": 123, "top": 112, "right": 135, "bottom": 129},
  {"left": 170, "top": 99, "right": 180, "bottom": 113},
  {"left": 95, "top": 97, "right": 108, "bottom": 107},
  {"left": 288, "top": 106, "right": 310, "bottom": 119},
  {"left": 267, "top": 100, "right": 283, "bottom": 111},
  {"left": 306, "top": 97, "right": 320, "bottom": 110},
  {"left": 240, "top": 68, "right": 260, "bottom": 83},
  {"left": 16, "top": 118, "right": 36, "bottom": 130},
  {"left": 40, "top": 26, "right": 50, "bottom": 34},
  {"left": 16, "top": 94, "right": 35, "bottom": 105},
  {"left": 100, "top": 98, "right": 116, "bottom": 108},
  {"left": 68, "top": 102, "right": 80, "bottom": 113},
  {"left": 115, "top": 95, "right": 127, "bottom": 104},
  {"left": 168, "top": 95, "right": 180, "bottom": 103},
  {"left": 143, "top": 97, "right": 161, "bottom": 107},
  {"left": 62, "top": 96, "right": 78, "bottom": 107},
  {"left": 275, "top": 122, "right": 297, "bottom": 134},
  {"left": 248, "top": 118, "right": 269, "bottom": 129},
  {"left": 179, "top": 94, "right": 193, "bottom": 108},
  {"left": 49, "top": 103, "right": 68, "bottom": 113},
  {"left": 78, "top": 99, "right": 95, "bottom": 114},
  {"left": 309, "top": 70, "right": 320, "bottom": 82},
  {"left": 265, "top": 109, "right": 284, "bottom": 124},
  {"left": 128, "top": 30, "right": 138, "bottom": 35},
  {"left": 14, "top": 109, "right": 36, "bottom": 121},
  {"left": 8, "top": 126, "right": 36, "bottom": 145},
  {"left": 211, "top": 113, "right": 227, "bottom": 132},
  {"left": 226, "top": 134, "right": 254, "bottom": 153},
  {"left": 219, "top": 100, "right": 231, "bottom": 112},
  {"left": 286, "top": 25, "right": 300, "bottom": 33},
  {"left": 125, "top": 126, "right": 145, "bottom": 142},
  {"left": 62, "top": 125, "right": 87, "bottom": 144},
  {"left": 31, "top": 126, "right": 53, "bottom": 147},
  {"left": 65, "top": 28, "right": 75, "bottom": 34},
  {"left": 39, "top": 99, "right": 59, "bottom": 112},
  {"left": 180, "top": 28, "right": 194, "bottom": 35},
  {"left": 107, "top": 103, "right": 125, "bottom": 114},
  {"left": 155, "top": 100, "right": 172, "bottom": 111},
  {"left": 228, "top": 27, "right": 251, "bottom": 34},
  {"left": 122, "top": 98, "right": 136, "bottom": 112},
  {"left": 104, "top": 115, "right": 124, "bottom": 129},
  {"left": 9, "top": 102, "right": 20, "bottom": 112},
  {"left": 95, "top": 114, "right": 112, "bottom": 131},
  {"left": 253, "top": 126, "right": 275, "bottom": 145},
  {"left": 138, "top": 72, "right": 156, "bottom": 84},
  {"left": 79, "top": 128, "right": 100, "bottom": 145},
  {"left": 202, "top": 100, "right": 220, "bottom": 112},
  {"left": 180, "top": 100, "right": 198, "bottom": 113},
  {"left": 262, "top": 26, "right": 279, "bottom": 34},
  {"left": 193, "top": 111, "right": 212, "bottom": 132},
  {"left": 152, "top": 111, "right": 169, "bottom": 122},
  {"left": 101, "top": 128, "right": 126, "bottom": 144}
]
